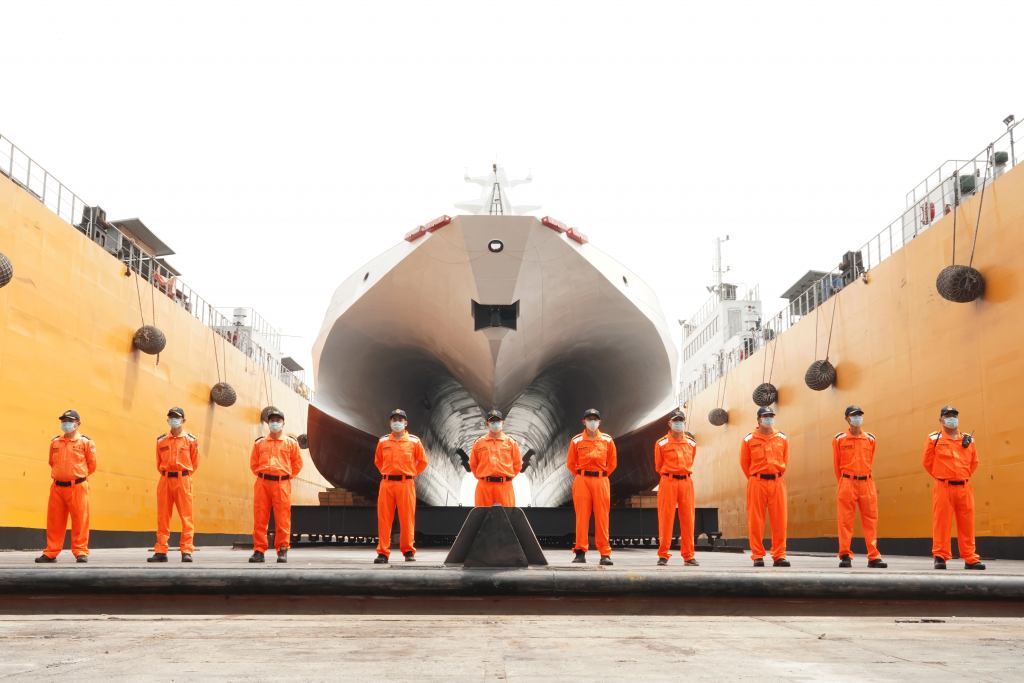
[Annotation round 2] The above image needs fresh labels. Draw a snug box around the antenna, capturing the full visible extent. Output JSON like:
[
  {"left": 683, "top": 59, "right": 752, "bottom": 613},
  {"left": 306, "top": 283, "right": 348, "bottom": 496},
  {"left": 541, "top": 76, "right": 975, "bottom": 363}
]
[
  {"left": 711, "top": 235, "right": 730, "bottom": 293},
  {"left": 489, "top": 163, "right": 504, "bottom": 215}
]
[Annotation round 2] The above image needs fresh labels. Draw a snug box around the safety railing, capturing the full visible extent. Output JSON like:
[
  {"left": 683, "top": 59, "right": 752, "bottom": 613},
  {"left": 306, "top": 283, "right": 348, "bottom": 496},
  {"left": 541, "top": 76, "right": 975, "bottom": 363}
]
[
  {"left": 0, "top": 134, "right": 313, "bottom": 401},
  {"left": 679, "top": 119, "right": 1021, "bottom": 408}
]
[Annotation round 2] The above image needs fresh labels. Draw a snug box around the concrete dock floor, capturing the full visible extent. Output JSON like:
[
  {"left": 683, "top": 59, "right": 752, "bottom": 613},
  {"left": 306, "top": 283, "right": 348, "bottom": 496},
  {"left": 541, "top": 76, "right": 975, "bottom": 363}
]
[{"left": 1, "top": 614, "right": 1022, "bottom": 682}]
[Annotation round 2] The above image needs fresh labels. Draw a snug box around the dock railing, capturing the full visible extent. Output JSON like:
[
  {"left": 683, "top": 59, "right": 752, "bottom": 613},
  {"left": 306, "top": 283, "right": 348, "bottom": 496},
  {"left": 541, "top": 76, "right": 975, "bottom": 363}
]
[
  {"left": 0, "top": 134, "right": 313, "bottom": 402},
  {"left": 679, "top": 119, "right": 1022, "bottom": 408}
]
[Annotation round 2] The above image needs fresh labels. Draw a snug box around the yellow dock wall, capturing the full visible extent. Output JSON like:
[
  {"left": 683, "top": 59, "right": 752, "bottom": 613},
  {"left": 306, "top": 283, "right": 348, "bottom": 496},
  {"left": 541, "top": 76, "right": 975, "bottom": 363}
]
[
  {"left": 0, "top": 174, "right": 329, "bottom": 539},
  {"left": 688, "top": 162, "right": 1024, "bottom": 545}
]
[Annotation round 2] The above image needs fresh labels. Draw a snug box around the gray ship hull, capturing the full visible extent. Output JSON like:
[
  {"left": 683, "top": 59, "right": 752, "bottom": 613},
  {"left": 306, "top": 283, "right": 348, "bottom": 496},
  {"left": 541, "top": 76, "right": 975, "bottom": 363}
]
[{"left": 309, "top": 215, "right": 677, "bottom": 506}]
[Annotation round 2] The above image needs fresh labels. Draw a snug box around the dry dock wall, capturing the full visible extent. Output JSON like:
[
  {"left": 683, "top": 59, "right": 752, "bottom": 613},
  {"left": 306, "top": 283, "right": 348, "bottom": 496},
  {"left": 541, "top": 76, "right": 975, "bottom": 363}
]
[
  {"left": 687, "top": 162, "right": 1024, "bottom": 558},
  {"left": 0, "top": 174, "right": 329, "bottom": 549}
]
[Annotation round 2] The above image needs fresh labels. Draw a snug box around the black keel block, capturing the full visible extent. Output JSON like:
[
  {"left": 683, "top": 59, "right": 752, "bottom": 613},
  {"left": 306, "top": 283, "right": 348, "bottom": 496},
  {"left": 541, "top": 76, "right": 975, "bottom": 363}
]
[{"left": 444, "top": 505, "right": 548, "bottom": 567}]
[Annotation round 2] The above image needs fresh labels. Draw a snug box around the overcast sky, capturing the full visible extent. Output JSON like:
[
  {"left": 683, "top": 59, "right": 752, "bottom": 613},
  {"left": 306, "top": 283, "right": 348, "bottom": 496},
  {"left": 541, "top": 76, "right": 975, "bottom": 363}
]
[{"left": 5, "top": 0, "right": 1021, "bottom": 379}]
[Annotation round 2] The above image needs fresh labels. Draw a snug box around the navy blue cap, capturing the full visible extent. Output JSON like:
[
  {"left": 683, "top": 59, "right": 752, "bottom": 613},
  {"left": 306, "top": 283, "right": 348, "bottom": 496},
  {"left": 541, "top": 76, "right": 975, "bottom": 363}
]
[
  {"left": 265, "top": 408, "right": 285, "bottom": 421},
  {"left": 668, "top": 408, "right": 685, "bottom": 420},
  {"left": 485, "top": 410, "right": 503, "bottom": 421},
  {"left": 59, "top": 410, "right": 80, "bottom": 421},
  {"left": 844, "top": 405, "right": 863, "bottom": 417},
  {"left": 756, "top": 406, "right": 776, "bottom": 417},
  {"left": 167, "top": 407, "right": 185, "bottom": 418},
  {"left": 390, "top": 409, "right": 408, "bottom": 420},
  {"left": 583, "top": 409, "right": 601, "bottom": 420},
  {"left": 940, "top": 405, "right": 958, "bottom": 417}
]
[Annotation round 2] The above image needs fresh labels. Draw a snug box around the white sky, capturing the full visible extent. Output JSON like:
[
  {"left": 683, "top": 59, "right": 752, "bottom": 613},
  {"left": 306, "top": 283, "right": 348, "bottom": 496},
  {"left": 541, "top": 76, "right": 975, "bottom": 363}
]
[{"left": 5, "top": 0, "right": 1022, "bottom": 386}]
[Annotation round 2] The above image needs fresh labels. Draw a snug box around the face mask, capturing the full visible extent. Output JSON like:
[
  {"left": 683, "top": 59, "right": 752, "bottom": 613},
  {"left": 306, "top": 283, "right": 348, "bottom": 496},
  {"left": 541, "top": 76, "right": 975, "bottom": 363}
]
[
  {"left": 761, "top": 417, "right": 775, "bottom": 428},
  {"left": 585, "top": 420, "right": 599, "bottom": 431},
  {"left": 268, "top": 421, "right": 284, "bottom": 433},
  {"left": 671, "top": 421, "right": 685, "bottom": 432},
  {"left": 943, "top": 416, "right": 959, "bottom": 429},
  {"left": 168, "top": 418, "right": 182, "bottom": 429},
  {"left": 488, "top": 421, "right": 503, "bottom": 432},
  {"left": 60, "top": 422, "right": 76, "bottom": 434},
  {"left": 849, "top": 416, "right": 863, "bottom": 427},
  {"left": 391, "top": 421, "right": 406, "bottom": 432}
]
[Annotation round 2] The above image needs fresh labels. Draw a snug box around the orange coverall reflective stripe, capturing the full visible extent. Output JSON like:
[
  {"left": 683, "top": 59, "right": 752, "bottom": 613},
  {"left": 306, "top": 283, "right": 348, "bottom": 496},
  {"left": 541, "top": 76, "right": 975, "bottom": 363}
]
[
  {"left": 567, "top": 431, "right": 617, "bottom": 555},
  {"left": 250, "top": 434, "right": 303, "bottom": 553},
  {"left": 471, "top": 432, "right": 521, "bottom": 507},
  {"left": 833, "top": 430, "right": 880, "bottom": 560},
  {"left": 655, "top": 432, "right": 697, "bottom": 560},
  {"left": 155, "top": 432, "right": 200, "bottom": 554},
  {"left": 740, "top": 429, "right": 788, "bottom": 561},
  {"left": 375, "top": 433, "right": 428, "bottom": 558},
  {"left": 44, "top": 435, "right": 97, "bottom": 558},
  {"left": 923, "top": 431, "right": 980, "bottom": 563}
]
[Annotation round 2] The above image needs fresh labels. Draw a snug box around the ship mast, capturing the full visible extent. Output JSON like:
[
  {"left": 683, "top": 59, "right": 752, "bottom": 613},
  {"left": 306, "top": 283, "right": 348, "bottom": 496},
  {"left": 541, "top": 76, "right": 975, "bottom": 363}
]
[{"left": 709, "top": 235, "right": 730, "bottom": 296}]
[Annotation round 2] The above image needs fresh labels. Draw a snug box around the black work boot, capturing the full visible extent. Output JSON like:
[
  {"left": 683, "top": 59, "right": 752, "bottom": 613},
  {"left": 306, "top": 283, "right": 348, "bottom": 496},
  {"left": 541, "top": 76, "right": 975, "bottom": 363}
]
[
  {"left": 249, "top": 551, "right": 265, "bottom": 563},
  {"left": 277, "top": 548, "right": 288, "bottom": 563},
  {"left": 76, "top": 555, "right": 88, "bottom": 563},
  {"left": 773, "top": 558, "right": 791, "bottom": 567},
  {"left": 839, "top": 555, "right": 852, "bottom": 568},
  {"left": 147, "top": 552, "right": 168, "bottom": 563},
  {"left": 753, "top": 558, "right": 765, "bottom": 567},
  {"left": 374, "top": 553, "right": 389, "bottom": 564},
  {"left": 404, "top": 551, "right": 416, "bottom": 562},
  {"left": 934, "top": 556, "right": 946, "bottom": 570},
  {"left": 868, "top": 558, "right": 887, "bottom": 568},
  {"left": 656, "top": 557, "right": 669, "bottom": 566},
  {"left": 965, "top": 561, "right": 986, "bottom": 570},
  {"left": 684, "top": 558, "right": 700, "bottom": 566},
  {"left": 181, "top": 554, "right": 193, "bottom": 563},
  {"left": 35, "top": 555, "right": 56, "bottom": 564},
  {"left": 572, "top": 549, "right": 586, "bottom": 564},
  {"left": 599, "top": 555, "right": 613, "bottom": 566}
]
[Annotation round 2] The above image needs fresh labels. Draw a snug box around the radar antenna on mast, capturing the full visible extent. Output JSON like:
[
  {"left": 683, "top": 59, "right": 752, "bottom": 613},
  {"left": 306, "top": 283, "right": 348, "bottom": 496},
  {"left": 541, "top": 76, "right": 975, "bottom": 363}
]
[{"left": 489, "top": 163, "right": 504, "bottom": 215}]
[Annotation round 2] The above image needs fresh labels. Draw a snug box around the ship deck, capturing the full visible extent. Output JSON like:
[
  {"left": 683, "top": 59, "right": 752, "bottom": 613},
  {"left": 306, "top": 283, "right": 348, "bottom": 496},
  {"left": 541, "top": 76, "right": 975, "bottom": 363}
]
[{"left": 4, "top": 546, "right": 1023, "bottom": 618}]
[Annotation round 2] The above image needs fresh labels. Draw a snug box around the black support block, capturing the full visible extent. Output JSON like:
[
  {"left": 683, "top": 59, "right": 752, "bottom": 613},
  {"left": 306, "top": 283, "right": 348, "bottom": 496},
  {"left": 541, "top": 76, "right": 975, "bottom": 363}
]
[{"left": 445, "top": 505, "right": 548, "bottom": 567}]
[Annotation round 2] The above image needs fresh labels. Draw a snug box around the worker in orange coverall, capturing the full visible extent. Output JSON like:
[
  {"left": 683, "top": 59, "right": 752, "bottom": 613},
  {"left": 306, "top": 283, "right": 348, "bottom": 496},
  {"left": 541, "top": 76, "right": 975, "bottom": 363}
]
[
  {"left": 655, "top": 408, "right": 699, "bottom": 567},
  {"left": 923, "top": 405, "right": 985, "bottom": 570},
  {"left": 740, "top": 406, "right": 791, "bottom": 567},
  {"left": 249, "top": 408, "right": 303, "bottom": 564},
  {"left": 149, "top": 407, "right": 200, "bottom": 563},
  {"left": 567, "top": 408, "right": 617, "bottom": 566},
  {"left": 833, "top": 405, "right": 887, "bottom": 569},
  {"left": 374, "top": 409, "right": 428, "bottom": 564},
  {"left": 36, "top": 410, "right": 97, "bottom": 564},
  {"left": 471, "top": 410, "right": 522, "bottom": 507}
]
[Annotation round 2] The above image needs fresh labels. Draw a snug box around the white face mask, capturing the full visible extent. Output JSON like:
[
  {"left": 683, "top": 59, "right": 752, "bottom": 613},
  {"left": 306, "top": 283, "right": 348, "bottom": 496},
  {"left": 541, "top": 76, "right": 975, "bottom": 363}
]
[
  {"left": 488, "top": 421, "right": 503, "bottom": 432},
  {"left": 670, "top": 421, "right": 685, "bottom": 432},
  {"left": 391, "top": 421, "right": 406, "bottom": 432},
  {"left": 849, "top": 416, "right": 863, "bottom": 427},
  {"left": 268, "top": 421, "right": 284, "bottom": 433},
  {"left": 943, "top": 416, "right": 959, "bottom": 429},
  {"left": 585, "top": 420, "right": 599, "bottom": 431},
  {"left": 168, "top": 418, "right": 183, "bottom": 429},
  {"left": 60, "top": 422, "right": 77, "bottom": 434},
  {"left": 761, "top": 417, "right": 775, "bottom": 428}
]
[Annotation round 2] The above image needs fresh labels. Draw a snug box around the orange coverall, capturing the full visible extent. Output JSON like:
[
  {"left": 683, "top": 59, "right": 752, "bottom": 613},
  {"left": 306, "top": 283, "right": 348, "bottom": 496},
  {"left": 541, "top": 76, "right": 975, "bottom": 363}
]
[
  {"left": 375, "top": 433, "right": 428, "bottom": 558},
  {"left": 155, "top": 432, "right": 200, "bottom": 555},
  {"left": 250, "top": 434, "right": 303, "bottom": 553},
  {"left": 740, "top": 429, "right": 789, "bottom": 562},
  {"left": 44, "top": 434, "right": 97, "bottom": 559},
  {"left": 471, "top": 432, "right": 522, "bottom": 507},
  {"left": 923, "top": 430, "right": 980, "bottom": 563},
  {"left": 566, "top": 431, "right": 617, "bottom": 556},
  {"left": 655, "top": 432, "right": 697, "bottom": 561},
  {"left": 833, "top": 429, "right": 880, "bottom": 560}
]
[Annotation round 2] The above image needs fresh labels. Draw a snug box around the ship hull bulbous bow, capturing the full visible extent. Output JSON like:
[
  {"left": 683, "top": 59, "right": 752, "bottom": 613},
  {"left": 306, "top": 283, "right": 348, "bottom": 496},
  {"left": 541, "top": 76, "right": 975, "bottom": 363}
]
[{"left": 309, "top": 216, "right": 678, "bottom": 506}]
